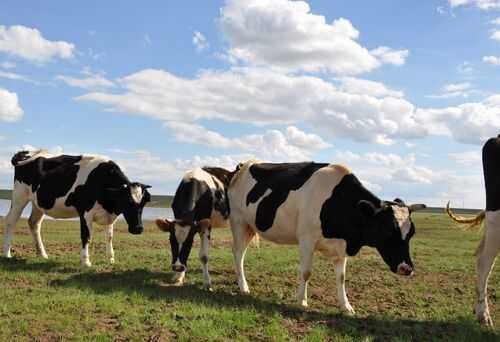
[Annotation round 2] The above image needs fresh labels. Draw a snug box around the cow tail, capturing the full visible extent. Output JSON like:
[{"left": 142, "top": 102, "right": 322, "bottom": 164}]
[{"left": 445, "top": 201, "right": 485, "bottom": 229}]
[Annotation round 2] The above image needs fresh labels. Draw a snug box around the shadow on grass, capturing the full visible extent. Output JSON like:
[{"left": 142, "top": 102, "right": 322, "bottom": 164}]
[
  {"left": 49, "top": 268, "right": 498, "bottom": 341},
  {"left": 0, "top": 257, "right": 78, "bottom": 273}
]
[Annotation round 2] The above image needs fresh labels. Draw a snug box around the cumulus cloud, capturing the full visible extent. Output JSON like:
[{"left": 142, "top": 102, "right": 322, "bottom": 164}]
[
  {"left": 483, "top": 55, "right": 500, "bottom": 65},
  {"left": 449, "top": 0, "right": 500, "bottom": 10},
  {"left": 56, "top": 68, "right": 115, "bottom": 89},
  {"left": 427, "top": 82, "right": 477, "bottom": 99},
  {"left": 0, "top": 61, "right": 15, "bottom": 69},
  {"left": 337, "top": 77, "right": 404, "bottom": 98},
  {"left": 0, "top": 25, "right": 75, "bottom": 63},
  {"left": 192, "top": 31, "right": 209, "bottom": 51},
  {"left": 166, "top": 122, "right": 330, "bottom": 161},
  {"left": 490, "top": 30, "right": 500, "bottom": 40},
  {"left": 0, "top": 87, "right": 23, "bottom": 122},
  {"left": 218, "top": 0, "right": 407, "bottom": 75},
  {"left": 449, "top": 150, "right": 482, "bottom": 166}
]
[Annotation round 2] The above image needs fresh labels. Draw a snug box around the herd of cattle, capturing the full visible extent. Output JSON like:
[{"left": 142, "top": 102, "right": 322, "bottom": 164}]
[{"left": 2, "top": 136, "right": 500, "bottom": 327}]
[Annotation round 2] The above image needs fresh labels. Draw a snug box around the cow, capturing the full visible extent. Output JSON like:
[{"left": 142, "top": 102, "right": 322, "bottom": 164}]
[
  {"left": 155, "top": 167, "right": 234, "bottom": 290},
  {"left": 3, "top": 149, "right": 151, "bottom": 266},
  {"left": 227, "top": 160, "right": 426, "bottom": 313},
  {"left": 446, "top": 135, "right": 500, "bottom": 327}
]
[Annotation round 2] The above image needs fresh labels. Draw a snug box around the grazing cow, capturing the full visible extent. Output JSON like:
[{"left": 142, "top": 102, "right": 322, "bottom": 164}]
[
  {"left": 446, "top": 135, "right": 500, "bottom": 327},
  {"left": 155, "top": 167, "right": 235, "bottom": 289},
  {"left": 227, "top": 161, "right": 425, "bottom": 313},
  {"left": 3, "top": 149, "right": 151, "bottom": 266}
]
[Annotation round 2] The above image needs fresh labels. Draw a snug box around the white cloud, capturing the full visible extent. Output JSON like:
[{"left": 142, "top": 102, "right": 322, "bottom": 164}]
[
  {"left": 0, "top": 61, "right": 15, "bottom": 69},
  {"left": 449, "top": 0, "right": 500, "bottom": 10},
  {"left": 457, "top": 61, "right": 474, "bottom": 75},
  {"left": 0, "top": 70, "right": 40, "bottom": 85},
  {"left": 449, "top": 150, "right": 482, "bottom": 166},
  {"left": 56, "top": 68, "right": 114, "bottom": 89},
  {"left": 337, "top": 77, "right": 404, "bottom": 98},
  {"left": 166, "top": 122, "right": 330, "bottom": 161},
  {"left": 192, "top": 31, "right": 209, "bottom": 51},
  {"left": 370, "top": 46, "right": 409, "bottom": 66},
  {"left": 0, "top": 87, "right": 23, "bottom": 122},
  {"left": 0, "top": 25, "right": 74, "bottom": 63},
  {"left": 144, "top": 34, "right": 152, "bottom": 46},
  {"left": 427, "top": 82, "right": 477, "bottom": 98},
  {"left": 492, "top": 17, "right": 500, "bottom": 24},
  {"left": 483, "top": 55, "right": 500, "bottom": 65},
  {"left": 219, "top": 0, "right": 406, "bottom": 75},
  {"left": 490, "top": 29, "right": 500, "bottom": 40}
]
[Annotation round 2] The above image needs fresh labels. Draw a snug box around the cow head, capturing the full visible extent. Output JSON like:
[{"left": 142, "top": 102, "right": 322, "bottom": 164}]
[
  {"left": 358, "top": 198, "right": 426, "bottom": 276},
  {"left": 105, "top": 182, "right": 151, "bottom": 234},
  {"left": 155, "top": 218, "right": 211, "bottom": 272}
]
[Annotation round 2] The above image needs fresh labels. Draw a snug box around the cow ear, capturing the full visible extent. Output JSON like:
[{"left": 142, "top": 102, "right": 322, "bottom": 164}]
[
  {"left": 194, "top": 219, "right": 211, "bottom": 233},
  {"left": 155, "top": 218, "right": 175, "bottom": 233},
  {"left": 142, "top": 184, "right": 152, "bottom": 190},
  {"left": 393, "top": 198, "right": 405, "bottom": 206},
  {"left": 358, "top": 200, "right": 378, "bottom": 217},
  {"left": 409, "top": 204, "right": 426, "bottom": 213}
]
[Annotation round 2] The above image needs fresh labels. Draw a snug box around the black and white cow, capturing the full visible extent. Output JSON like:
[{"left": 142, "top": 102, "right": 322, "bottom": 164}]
[
  {"left": 3, "top": 149, "right": 151, "bottom": 266},
  {"left": 446, "top": 135, "right": 500, "bottom": 327},
  {"left": 155, "top": 167, "right": 235, "bottom": 289},
  {"left": 227, "top": 161, "right": 425, "bottom": 313}
]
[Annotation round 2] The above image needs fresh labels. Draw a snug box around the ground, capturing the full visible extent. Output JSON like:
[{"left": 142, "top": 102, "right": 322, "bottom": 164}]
[{"left": 0, "top": 213, "right": 498, "bottom": 341}]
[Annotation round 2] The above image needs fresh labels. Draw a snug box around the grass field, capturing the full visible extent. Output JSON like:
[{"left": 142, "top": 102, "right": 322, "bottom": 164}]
[{"left": 0, "top": 213, "right": 498, "bottom": 341}]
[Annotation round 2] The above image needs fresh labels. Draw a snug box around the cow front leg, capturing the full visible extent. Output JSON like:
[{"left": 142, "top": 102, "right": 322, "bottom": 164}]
[
  {"left": 105, "top": 224, "right": 115, "bottom": 264},
  {"left": 3, "top": 189, "right": 29, "bottom": 258},
  {"left": 79, "top": 215, "right": 93, "bottom": 267},
  {"left": 231, "top": 222, "right": 255, "bottom": 294},
  {"left": 199, "top": 228, "right": 212, "bottom": 290},
  {"left": 475, "top": 222, "right": 500, "bottom": 327},
  {"left": 334, "top": 256, "right": 354, "bottom": 315},
  {"left": 297, "top": 238, "right": 315, "bottom": 307},
  {"left": 28, "top": 207, "right": 48, "bottom": 259}
]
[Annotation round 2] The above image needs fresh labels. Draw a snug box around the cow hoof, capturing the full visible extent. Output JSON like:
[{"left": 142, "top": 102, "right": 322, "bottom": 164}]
[
  {"left": 300, "top": 300, "right": 308, "bottom": 308},
  {"left": 81, "top": 260, "right": 92, "bottom": 267},
  {"left": 204, "top": 285, "right": 214, "bottom": 292},
  {"left": 342, "top": 306, "right": 355, "bottom": 316},
  {"left": 108, "top": 258, "right": 115, "bottom": 265},
  {"left": 40, "top": 253, "right": 49, "bottom": 259},
  {"left": 478, "top": 312, "right": 494, "bottom": 327}
]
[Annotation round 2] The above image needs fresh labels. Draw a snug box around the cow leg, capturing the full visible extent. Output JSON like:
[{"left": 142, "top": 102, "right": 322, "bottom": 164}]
[
  {"left": 199, "top": 228, "right": 212, "bottom": 290},
  {"left": 105, "top": 224, "right": 115, "bottom": 264},
  {"left": 28, "top": 207, "right": 48, "bottom": 259},
  {"left": 475, "top": 219, "right": 500, "bottom": 327},
  {"left": 3, "top": 186, "right": 29, "bottom": 258},
  {"left": 334, "top": 256, "right": 355, "bottom": 315},
  {"left": 231, "top": 223, "right": 255, "bottom": 294},
  {"left": 79, "top": 214, "right": 93, "bottom": 267},
  {"left": 297, "top": 237, "right": 315, "bottom": 307}
]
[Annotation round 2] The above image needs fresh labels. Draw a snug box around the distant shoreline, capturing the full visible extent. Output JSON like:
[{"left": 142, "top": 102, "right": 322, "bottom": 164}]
[
  {"left": 0, "top": 189, "right": 173, "bottom": 209},
  {"left": 0, "top": 189, "right": 482, "bottom": 214}
]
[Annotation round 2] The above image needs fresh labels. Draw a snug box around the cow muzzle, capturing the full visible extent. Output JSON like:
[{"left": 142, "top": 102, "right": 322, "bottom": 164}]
[
  {"left": 397, "top": 262, "right": 414, "bottom": 276},
  {"left": 129, "top": 226, "right": 144, "bottom": 235}
]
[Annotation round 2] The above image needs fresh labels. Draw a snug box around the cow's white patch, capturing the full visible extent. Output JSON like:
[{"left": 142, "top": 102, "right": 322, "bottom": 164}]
[
  {"left": 174, "top": 223, "right": 190, "bottom": 245},
  {"left": 391, "top": 205, "right": 411, "bottom": 240},
  {"left": 130, "top": 185, "right": 143, "bottom": 204}
]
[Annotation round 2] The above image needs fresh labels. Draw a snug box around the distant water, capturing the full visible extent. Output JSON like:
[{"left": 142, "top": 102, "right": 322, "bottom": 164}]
[{"left": 0, "top": 199, "right": 173, "bottom": 221}]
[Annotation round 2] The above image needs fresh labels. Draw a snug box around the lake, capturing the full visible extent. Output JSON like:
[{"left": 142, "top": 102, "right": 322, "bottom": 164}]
[{"left": 0, "top": 199, "right": 173, "bottom": 221}]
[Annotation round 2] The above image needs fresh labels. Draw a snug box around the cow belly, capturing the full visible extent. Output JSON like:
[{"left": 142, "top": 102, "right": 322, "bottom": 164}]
[
  {"left": 91, "top": 204, "right": 117, "bottom": 226},
  {"left": 34, "top": 196, "right": 78, "bottom": 219}
]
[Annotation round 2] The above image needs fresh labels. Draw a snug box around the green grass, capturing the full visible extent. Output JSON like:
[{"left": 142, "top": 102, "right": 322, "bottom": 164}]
[{"left": 0, "top": 213, "right": 498, "bottom": 341}]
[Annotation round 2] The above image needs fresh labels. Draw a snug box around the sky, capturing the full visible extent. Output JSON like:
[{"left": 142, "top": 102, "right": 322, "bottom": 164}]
[{"left": 1, "top": 0, "right": 500, "bottom": 208}]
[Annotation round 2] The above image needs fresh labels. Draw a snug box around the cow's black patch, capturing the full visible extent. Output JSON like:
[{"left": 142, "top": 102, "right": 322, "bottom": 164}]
[
  {"left": 246, "top": 162, "right": 328, "bottom": 231},
  {"left": 14, "top": 154, "right": 83, "bottom": 210},
  {"left": 320, "top": 174, "right": 382, "bottom": 256},
  {"left": 172, "top": 178, "right": 213, "bottom": 222},
  {"left": 483, "top": 136, "right": 500, "bottom": 211}
]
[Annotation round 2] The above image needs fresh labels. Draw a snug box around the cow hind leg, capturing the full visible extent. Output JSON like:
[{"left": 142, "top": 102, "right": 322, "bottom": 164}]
[
  {"left": 475, "top": 223, "right": 500, "bottom": 327},
  {"left": 231, "top": 222, "right": 255, "bottom": 294},
  {"left": 3, "top": 187, "right": 29, "bottom": 258},
  {"left": 105, "top": 224, "right": 115, "bottom": 264},
  {"left": 199, "top": 228, "right": 212, "bottom": 290},
  {"left": 297, "top": 238, "right": 315, "bottom": 307},
  {"left": 79, "top": 215, "right": 93, "bottom": 267},
  {"left": 28, "top": 207, "right": 48, "bottom": 259}
]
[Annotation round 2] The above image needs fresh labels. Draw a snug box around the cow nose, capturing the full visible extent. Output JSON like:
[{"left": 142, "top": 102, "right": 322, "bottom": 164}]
[
  {"left": 130, "top": 226, "right": 143, "bottom": 235},
  {"left": 172, "top": 264, "right": 186, "bottom": 273},
  {"left": 397, "top": 263, "right": 413, "bottom": 276}
]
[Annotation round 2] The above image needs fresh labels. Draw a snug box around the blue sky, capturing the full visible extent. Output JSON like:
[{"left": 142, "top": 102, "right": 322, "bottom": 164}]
[{"left": 1, "top": 0, "right": 500, "bottom": 208}]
